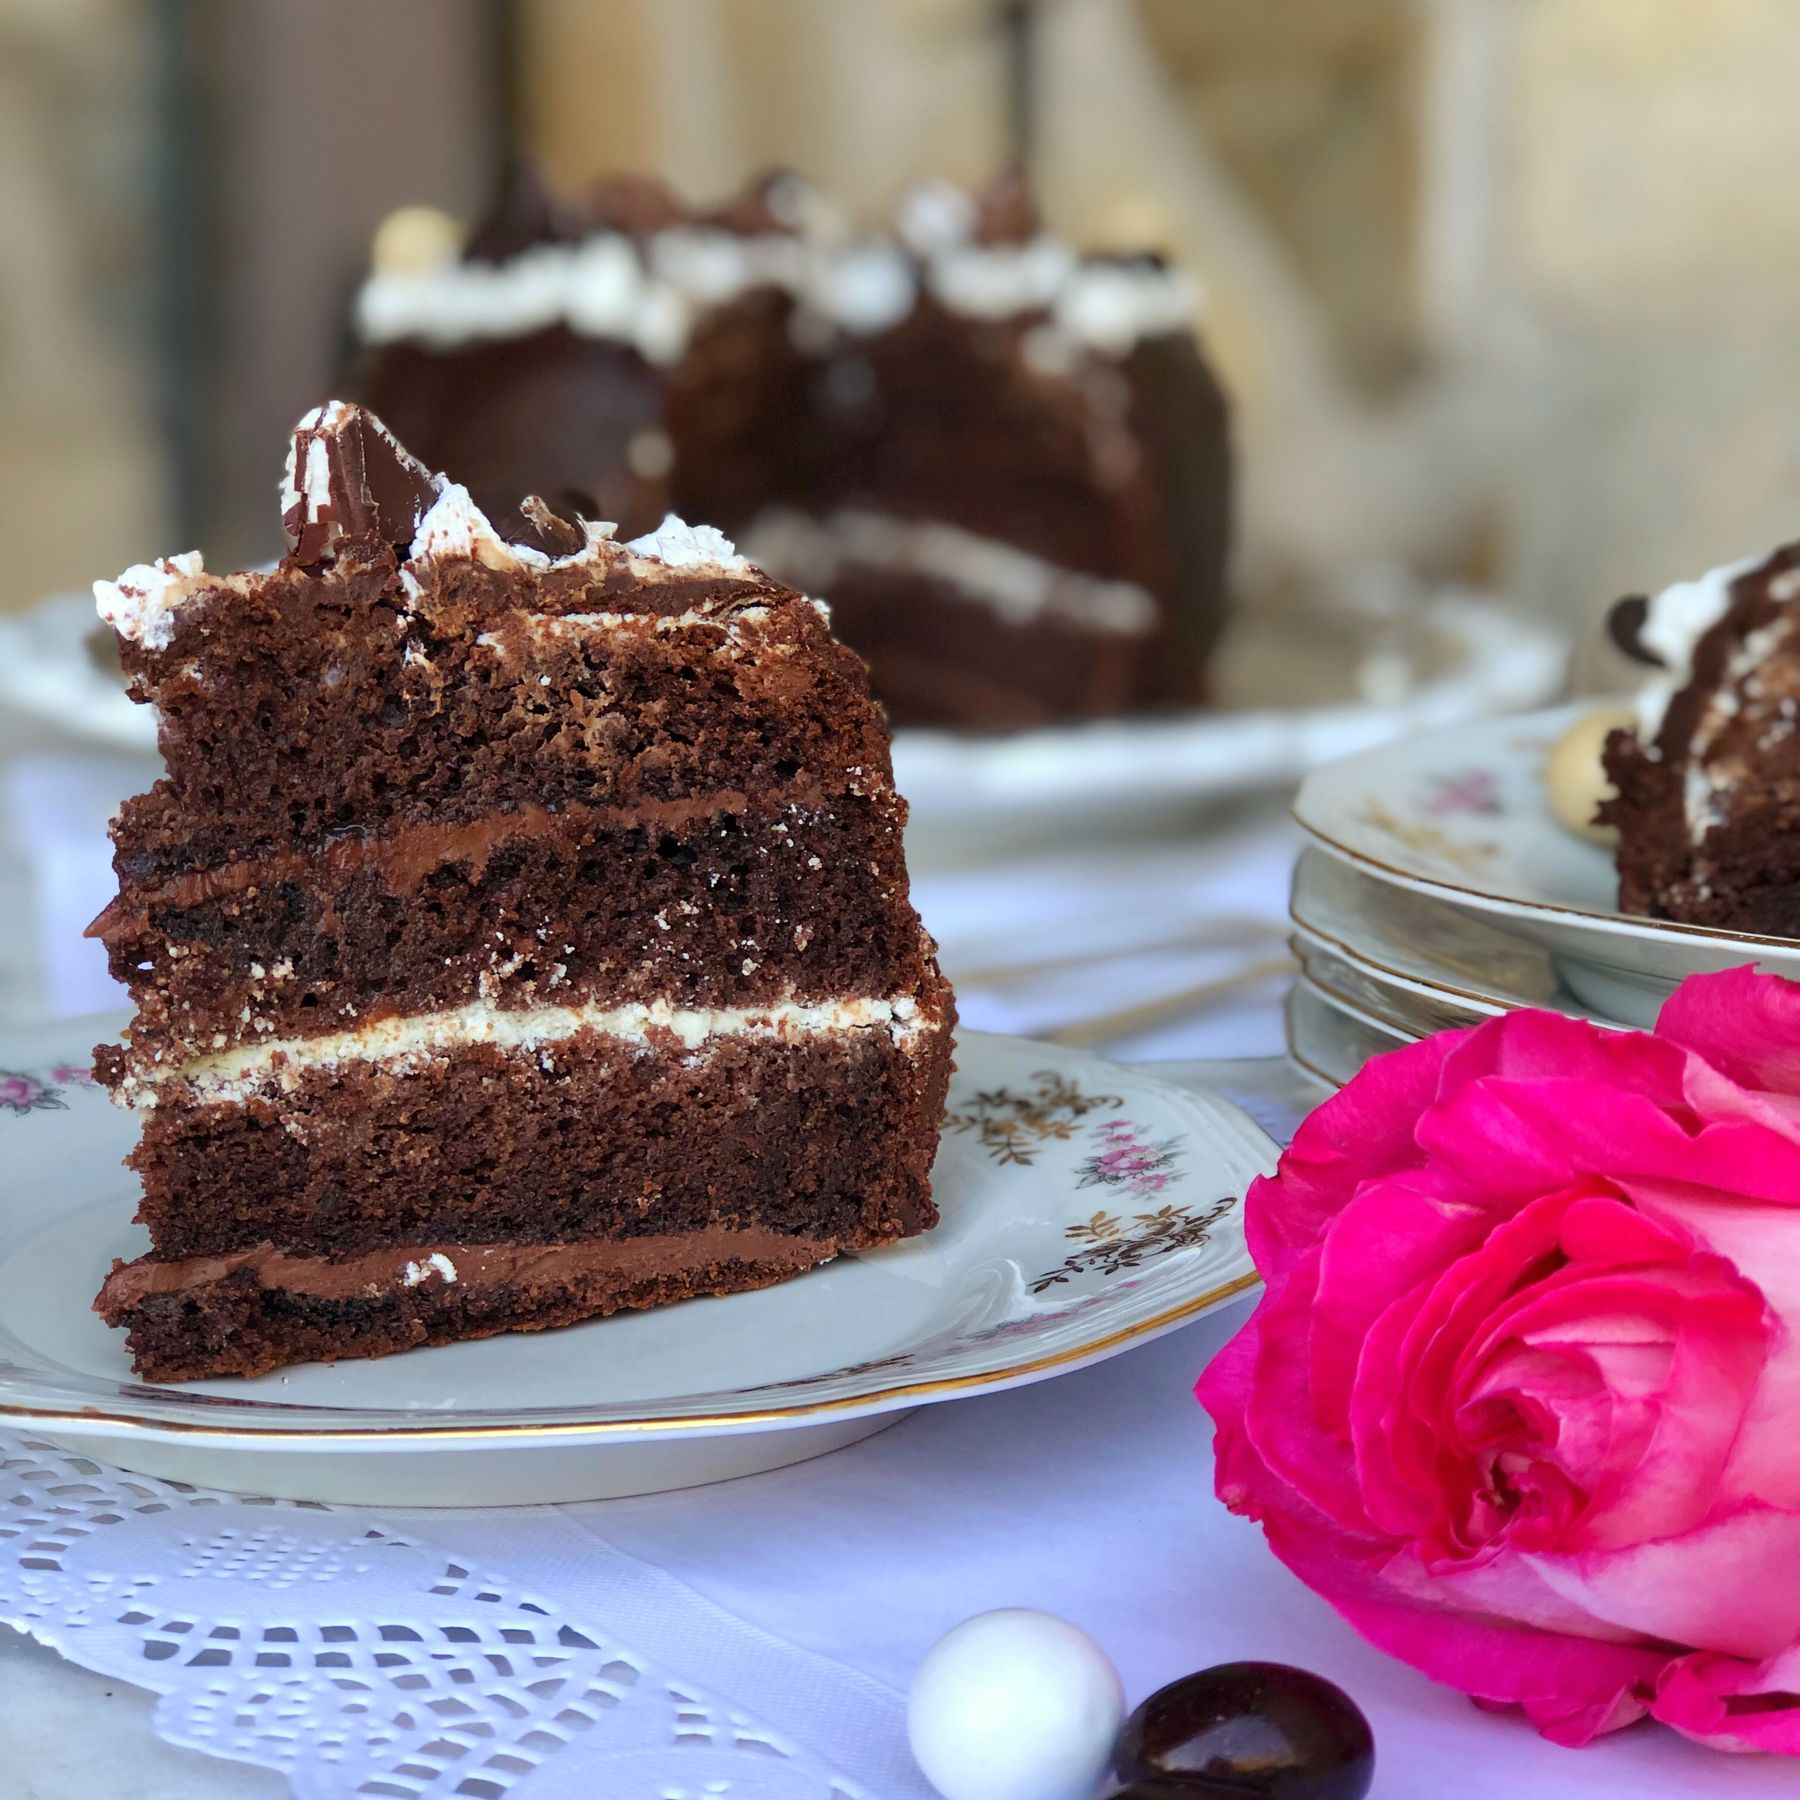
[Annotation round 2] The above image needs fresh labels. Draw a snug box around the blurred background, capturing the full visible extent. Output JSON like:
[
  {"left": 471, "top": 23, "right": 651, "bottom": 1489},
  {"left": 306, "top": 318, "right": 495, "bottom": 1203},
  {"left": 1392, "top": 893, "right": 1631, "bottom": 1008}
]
[
  {"left": 13, "top": 0, "right": 1800, "bottom": 630},
  {"left": 4, "top": 0, "right": 1797, "bottom": 1044}
]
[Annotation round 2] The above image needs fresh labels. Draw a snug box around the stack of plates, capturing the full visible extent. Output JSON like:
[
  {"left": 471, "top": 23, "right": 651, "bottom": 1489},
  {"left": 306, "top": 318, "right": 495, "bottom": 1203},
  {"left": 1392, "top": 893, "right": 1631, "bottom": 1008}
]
[{"left": 1285, "top": 701, "right": 1800, "bottom": 1085}]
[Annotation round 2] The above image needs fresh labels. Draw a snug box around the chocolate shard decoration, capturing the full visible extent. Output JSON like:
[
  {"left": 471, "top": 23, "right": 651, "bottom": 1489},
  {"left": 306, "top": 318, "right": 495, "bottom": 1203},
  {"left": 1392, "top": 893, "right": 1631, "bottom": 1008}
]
[
  {"left": 465, "top": 160, "right": 583, "bottom": 263},
  {"left": 281, "top": 401, "right": 439, "bottom": 564},
  {"left": 709, "top": 170, "right": 812, "bottom": 238},
  {"left": 1607, "top": 594, "right": 1665, "bottom": 667},
  {"left": 973, "top": 169, "right": 1039, "bottom": 246},
  {"left": 503, "top": 494, "right": 588, "bottom": 558},
  {"left": 584, "top": 170, "right": 685, "bottom": 238}
]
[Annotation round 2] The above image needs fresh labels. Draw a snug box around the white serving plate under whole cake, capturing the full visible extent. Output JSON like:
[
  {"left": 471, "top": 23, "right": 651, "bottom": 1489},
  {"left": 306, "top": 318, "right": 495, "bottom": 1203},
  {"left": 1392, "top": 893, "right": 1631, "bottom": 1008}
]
[
  {"left": 0, "top": 578, "right": 1563, "bottom": 861},
  {"left": 0, "top": 1018, "right": 1273, "bottom": 1506},
  {"left": 1293, "top": 701, "right": 1800, "bottom": 1027}
]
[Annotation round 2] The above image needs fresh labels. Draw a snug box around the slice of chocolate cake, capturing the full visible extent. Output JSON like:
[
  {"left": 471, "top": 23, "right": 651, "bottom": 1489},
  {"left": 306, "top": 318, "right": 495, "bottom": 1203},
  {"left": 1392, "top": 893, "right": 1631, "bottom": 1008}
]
[
  {"left": 350, "top": 170, "right": 1233, "bottom": 731},
  {"left": 89, "top": 401, "right": 954, "bottom": 1382},
  {"left": 1603, "top": 542, "right": 1800, "bottom": 932}
]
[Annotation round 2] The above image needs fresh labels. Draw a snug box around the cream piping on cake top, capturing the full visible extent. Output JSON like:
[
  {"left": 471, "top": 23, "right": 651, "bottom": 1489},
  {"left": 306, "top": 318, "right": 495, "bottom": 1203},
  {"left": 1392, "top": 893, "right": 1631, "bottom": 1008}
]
[
  {"left": 355, "top": 176, "right": 1196, "bottom": 360},
  {"left": 95, "top": 402, "right": 763, "bottom": 651},
  {"left": 1629, "top": 552, "right": 1765, "bottom": 738}
]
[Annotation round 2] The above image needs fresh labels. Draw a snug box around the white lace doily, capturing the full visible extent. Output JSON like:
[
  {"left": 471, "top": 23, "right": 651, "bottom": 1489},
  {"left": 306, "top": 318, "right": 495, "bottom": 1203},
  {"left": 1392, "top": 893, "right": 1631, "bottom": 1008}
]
[{"left": 0, "top": 1432, "right": 881, "bottom": 1798}]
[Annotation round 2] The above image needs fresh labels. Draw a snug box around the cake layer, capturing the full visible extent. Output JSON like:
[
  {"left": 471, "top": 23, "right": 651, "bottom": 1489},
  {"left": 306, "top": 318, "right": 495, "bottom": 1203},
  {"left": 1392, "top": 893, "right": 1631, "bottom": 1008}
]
[
  {"left": 1603, "top": 543, "right": 1800, "bottom": 929},
  {"left": 96, "top": 1224, "right": 842, "bottom": 1383},
  {"left": 1608, "top": 730, "right": 1800, "bottom": 933},
  {"left": 752, "top": 512, "right": 1168, "bottom": 727},
  {"left": 355, "top": 329, "right": 671, "bottom": 534},
  {"left": 96, "top": 790, "right": 921, "bottom": 1073},
  {"left": 118, "top": 1006, "right": 952, "bottom": 1262},
  {"left": 111, "top": 572, "right": 891, "bottom": 873}
]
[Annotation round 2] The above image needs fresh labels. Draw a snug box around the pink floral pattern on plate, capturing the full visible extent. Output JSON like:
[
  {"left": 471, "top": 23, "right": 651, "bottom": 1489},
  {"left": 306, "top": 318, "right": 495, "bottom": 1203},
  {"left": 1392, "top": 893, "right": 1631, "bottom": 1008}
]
[
  {"left": 0, "top": 1071, "right": 69, "bottom": 1117},
  {"left": 1420, "top": 768, "right": 1501, "bottom": 817},
  {"left": 1078, "top": 1118, "right": 1185, "bottom": 1197}
]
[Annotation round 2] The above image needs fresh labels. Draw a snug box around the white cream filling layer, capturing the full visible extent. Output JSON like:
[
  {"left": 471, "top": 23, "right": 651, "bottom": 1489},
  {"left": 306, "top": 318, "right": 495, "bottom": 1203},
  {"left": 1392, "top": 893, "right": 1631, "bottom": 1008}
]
[
  {"left": 742, "top": 508, "right": 1158, "bottom": 636},
  {"left": 120, "top": 993, "right": 930, "bottom": 1110}
]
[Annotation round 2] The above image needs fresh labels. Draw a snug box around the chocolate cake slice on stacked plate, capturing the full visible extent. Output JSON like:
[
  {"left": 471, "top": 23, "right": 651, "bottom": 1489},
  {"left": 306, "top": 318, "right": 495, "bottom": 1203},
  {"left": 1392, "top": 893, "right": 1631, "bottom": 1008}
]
[
  {"left": 1604, "top": 544, "right": 1800, "bottom": 933},
  {"left": 89, "top": 401, "right": 954, "bottom": 1381}
]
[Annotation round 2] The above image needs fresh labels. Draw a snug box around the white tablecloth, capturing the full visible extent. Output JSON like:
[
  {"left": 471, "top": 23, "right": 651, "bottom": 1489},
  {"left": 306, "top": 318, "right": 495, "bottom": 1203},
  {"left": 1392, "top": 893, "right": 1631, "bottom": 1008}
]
[{"left": 3, "top": 736, "right": 1791, "bottom": 1797}]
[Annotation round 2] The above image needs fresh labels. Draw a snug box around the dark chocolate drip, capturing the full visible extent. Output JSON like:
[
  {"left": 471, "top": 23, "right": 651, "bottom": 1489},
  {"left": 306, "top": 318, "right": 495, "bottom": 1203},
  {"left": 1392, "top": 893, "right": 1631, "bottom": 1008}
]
[
  {"left": 1607, "top": 595, "right": 1665, "bottom": 667},
  {"left": 284, "top": 403, "right": 439, "bottom": 564}
]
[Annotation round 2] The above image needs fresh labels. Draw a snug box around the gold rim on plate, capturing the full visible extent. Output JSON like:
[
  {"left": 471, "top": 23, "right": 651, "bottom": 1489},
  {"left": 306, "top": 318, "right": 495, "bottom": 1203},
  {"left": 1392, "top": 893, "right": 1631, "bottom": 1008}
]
[
  {"left": 1287, "top": 891, "right": 1522, "bottom": 1015},
  {"left": 1293, "top": 808, "right": 1800, "bottom": 955},
  {"left": 0, "top": 1271, "right": 1262, "bottom": 1444}
]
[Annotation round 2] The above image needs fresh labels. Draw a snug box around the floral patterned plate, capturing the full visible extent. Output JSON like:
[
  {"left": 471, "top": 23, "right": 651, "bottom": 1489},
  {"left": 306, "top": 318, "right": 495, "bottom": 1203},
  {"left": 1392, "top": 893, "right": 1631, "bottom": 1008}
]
[
  {"left": 0, "top": 1018, "right": 1269, "bottom": 1504},
  {"left": 1294, "top": 702, "right": 1800, "bottom": 1027}
]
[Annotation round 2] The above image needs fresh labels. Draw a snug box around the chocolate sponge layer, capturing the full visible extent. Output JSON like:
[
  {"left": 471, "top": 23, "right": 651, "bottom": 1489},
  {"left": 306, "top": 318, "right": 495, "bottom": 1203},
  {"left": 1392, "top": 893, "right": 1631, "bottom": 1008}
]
[
  {"left": 120, "top": 1007, "right": 953, "bottom": 1264},
  {"left": 96, "top": 791, "right": 924, "bottom": 1075}
]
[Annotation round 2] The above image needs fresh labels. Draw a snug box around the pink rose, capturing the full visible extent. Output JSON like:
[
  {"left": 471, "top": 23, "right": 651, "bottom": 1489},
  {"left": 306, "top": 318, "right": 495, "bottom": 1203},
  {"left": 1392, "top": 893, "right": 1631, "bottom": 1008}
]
[{"left": 1198, "top": 968, "right": 1800, "bottom": 1753}]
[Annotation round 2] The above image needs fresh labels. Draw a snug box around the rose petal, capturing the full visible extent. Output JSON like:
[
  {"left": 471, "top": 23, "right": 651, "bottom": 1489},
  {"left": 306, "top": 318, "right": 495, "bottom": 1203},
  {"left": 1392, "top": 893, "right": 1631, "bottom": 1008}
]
[
  {"left": 1246, "top": 1026, "right": 1471, "bottom": 1276},
  {"left": 1658, "top": 966, "right": 1800, "bottom": 1099},
  {"left": 1528, "top": 1504, "right": 1800, "bottom": 1660},
  {"left": 1257, "top": 1504, "right": 1666, "bottom": 1746},
  {"left": 1656, "top": 1640, "right": 1800, "bottom": 1753}
]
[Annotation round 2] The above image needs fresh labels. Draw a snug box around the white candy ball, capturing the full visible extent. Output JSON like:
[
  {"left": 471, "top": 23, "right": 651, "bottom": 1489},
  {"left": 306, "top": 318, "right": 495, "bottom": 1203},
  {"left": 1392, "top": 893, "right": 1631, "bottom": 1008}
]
[{"left": 908, "top": 1608, "right": 1126, "bottom": 1800}]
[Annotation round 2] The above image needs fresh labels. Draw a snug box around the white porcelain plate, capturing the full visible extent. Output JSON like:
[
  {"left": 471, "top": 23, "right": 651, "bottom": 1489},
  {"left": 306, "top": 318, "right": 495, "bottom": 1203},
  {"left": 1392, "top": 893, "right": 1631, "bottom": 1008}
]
[
  {"left": 1284, "top": 970, "right": 1416, "bottom": 1091},
  {"left": 1293, "top": 702, "right": 1800, "bottom": 1026},
  {"left": 0, "top": 1018, "right": 1270, "bottom": 1505},
  {"left": 0, "top": 586, "right": 1563, "bottom": 859},
  {"left": 1289, "top": 844, "right": 1568, "bottom": 1014},
  {"left": 897, "top": 587, "right": 1563, "bottom": 853}
]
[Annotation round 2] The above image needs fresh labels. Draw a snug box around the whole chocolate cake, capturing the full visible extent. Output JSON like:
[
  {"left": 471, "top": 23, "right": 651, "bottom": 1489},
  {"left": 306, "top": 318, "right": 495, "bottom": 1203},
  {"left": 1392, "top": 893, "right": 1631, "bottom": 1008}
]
[
  {"left": 88, "top": 401, "right": 954, "bottom": 1381},
  {"left": 351, "top": 171, "right": 1233, "bottom": 730},
  {"left": 1603, "top": 542, "right": 1800, "bottom": 933}
]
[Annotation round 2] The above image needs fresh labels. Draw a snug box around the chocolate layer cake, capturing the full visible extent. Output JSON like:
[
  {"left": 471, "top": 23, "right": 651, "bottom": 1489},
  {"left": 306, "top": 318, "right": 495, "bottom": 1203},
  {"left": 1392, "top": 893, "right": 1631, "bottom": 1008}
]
[
  {"left": 1603, "top": 542, "right": 1800, "bottom": 932},
  {"left": 89, "top": 401, "right": 954, "bottom": 1381},
  {"left": 352, "top": 171, "right": 1232, "bottom": 730}
]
